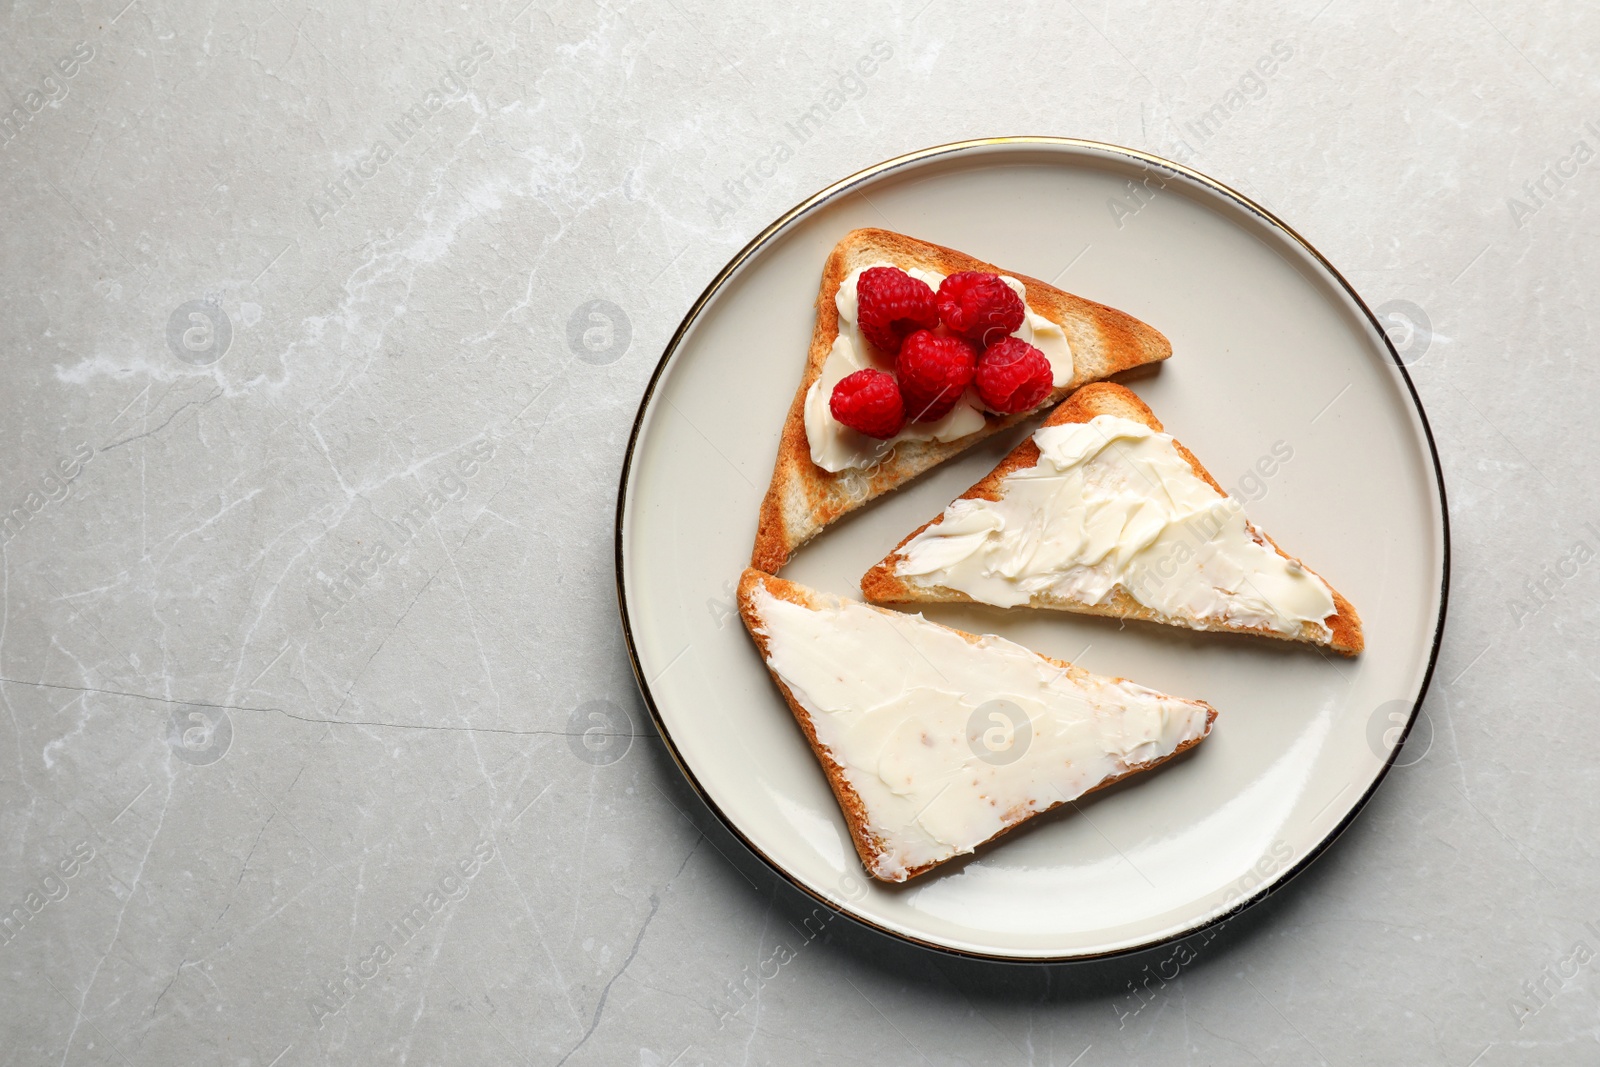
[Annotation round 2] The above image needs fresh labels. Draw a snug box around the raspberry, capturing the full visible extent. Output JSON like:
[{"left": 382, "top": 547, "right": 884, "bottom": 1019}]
[
  {"left": 974, "top": 338, "right": 1053, "bottom": 414},
  {"left": 937, "top": 272, "right": 1025, "bottom": 346},
  {"left": 829, "top": 368, "right": 906, "bottom": 439},
  {"left": 855, "top": 267, "right": 938, "bottom": 356},
  {"left": 896, "top": 329, "right": 977, "bottom": 423}
]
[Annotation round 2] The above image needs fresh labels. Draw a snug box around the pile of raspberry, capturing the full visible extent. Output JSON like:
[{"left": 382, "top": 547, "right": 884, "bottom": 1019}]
[{"left": 828, "top": 266, "right": 1054, "bottom": 439}]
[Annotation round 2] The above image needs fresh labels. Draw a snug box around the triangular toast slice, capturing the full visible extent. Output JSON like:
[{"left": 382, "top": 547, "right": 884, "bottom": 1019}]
[
  {"left": 738, "top": 568, "right": 1217, "bottom": 883},
  {"left": 861, "top": 383, "right": 1364, "bottom": 654},
  {"left": 751, "top": 228, "right": 1172, "bottom": 573}
]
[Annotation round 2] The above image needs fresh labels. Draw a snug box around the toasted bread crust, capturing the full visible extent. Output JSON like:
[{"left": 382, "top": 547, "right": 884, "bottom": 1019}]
[
  {"left": 860, "top": 383, "right": 1365, "bottom": 655},
  {"left": 737, "top": 567, "right": 1217, "bottom": 882},
  {"left": 751, "top": 229, "right": 1172, "bottom": 574}
]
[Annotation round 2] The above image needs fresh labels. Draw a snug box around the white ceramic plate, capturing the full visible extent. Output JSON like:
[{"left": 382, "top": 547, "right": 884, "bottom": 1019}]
[{"left": 616, "top": 139, "right": 1448, "bottom": 961}]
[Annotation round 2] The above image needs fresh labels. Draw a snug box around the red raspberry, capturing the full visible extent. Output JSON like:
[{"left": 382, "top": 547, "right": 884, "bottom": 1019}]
[
  {"left": 896, "top": 329, "right": 977, "bottom": 422},
  {"left": 974, "top": 338, "right": 1053, "bottom": 414},
  {"left": 937, "top": 272, "right": 1025, "bottom": 346},
  {"left": 829, "top": 368, "right": 906, "bottom": 439},
  {"left": 855, "top": 267, "right": 938, "bottom": 356}
]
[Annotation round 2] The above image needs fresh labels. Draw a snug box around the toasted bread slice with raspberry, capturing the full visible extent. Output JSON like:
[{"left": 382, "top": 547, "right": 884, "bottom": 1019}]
[
  {"left": 861, "top": 384, "right": 1364, "bottom": 654},
  {"left": 751, "top": 228, "right": 1171, "bottom": 573},
  {"left": 739, "top": 568, "right": 1217, "bottom": 882}
]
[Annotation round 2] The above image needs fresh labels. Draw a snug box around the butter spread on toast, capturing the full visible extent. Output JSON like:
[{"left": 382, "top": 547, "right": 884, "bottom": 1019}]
[
  {"left": 743, "top": 573, "right": 1213, "bottom": 882},
  {"left": 893, "top": 414, "right": 1338, "bottom": 639}
]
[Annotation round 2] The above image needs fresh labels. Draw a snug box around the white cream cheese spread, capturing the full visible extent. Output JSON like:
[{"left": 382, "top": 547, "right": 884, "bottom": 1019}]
[
  {"left": 803, "top": 264, "right": 1074, "bottom": 473},
  {"left": 750, "top": 582, "right": 1212, "bottom": 881},
  {"left": 894, "top": 415, "right": 1337, "bottom": 639}
]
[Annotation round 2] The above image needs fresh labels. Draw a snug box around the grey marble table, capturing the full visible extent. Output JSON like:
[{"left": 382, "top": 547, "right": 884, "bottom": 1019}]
[{"left": 1, "top": 1, "right": 1594, "bottom": 1063}]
